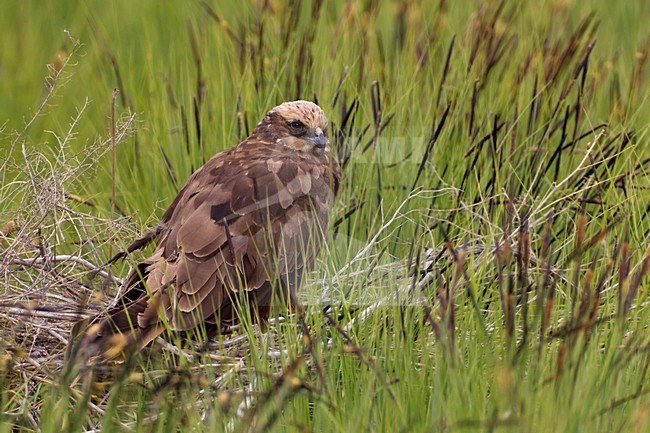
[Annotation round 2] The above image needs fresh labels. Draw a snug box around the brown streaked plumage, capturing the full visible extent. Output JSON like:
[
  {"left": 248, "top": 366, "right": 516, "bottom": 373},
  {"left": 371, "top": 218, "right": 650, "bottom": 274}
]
[{"left": 75, "top": 100, "right": 340, "bottom": 360}]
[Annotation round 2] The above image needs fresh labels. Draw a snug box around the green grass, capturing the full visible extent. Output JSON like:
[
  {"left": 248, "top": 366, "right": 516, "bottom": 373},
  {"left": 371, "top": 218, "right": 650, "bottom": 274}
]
[{"left": 1, "top": 0, "right": 650, "bottom": 432}]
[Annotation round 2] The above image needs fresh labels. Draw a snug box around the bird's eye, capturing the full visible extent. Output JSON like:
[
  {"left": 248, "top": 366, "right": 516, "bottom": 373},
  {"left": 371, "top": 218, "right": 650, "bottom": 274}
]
[{"left": 288, "top": 120, "right": 306, "bottom": 131}]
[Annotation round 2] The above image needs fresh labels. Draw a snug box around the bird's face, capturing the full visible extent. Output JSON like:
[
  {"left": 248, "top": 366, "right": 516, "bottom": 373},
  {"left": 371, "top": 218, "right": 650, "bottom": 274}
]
[{"left": 257, "top": 100, "right": 331, "bottom": 155}]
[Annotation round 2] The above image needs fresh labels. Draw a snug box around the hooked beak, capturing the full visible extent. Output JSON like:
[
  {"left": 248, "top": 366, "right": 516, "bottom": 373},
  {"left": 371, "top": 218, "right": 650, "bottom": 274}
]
[{"left": 307, "top": 127, "right": 327, "bottom": 150}]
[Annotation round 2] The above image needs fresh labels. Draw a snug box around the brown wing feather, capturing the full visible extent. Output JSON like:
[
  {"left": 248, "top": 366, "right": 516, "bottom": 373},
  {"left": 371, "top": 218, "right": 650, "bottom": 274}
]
[{"left": 76, "top": 136, "right": 340, "bottom": 359}]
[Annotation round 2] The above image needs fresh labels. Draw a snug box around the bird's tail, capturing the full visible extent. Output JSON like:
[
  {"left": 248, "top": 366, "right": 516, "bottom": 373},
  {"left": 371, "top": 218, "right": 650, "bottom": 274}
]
[{"left": 69, "top": 296, "right": 164, "bottom": 364}]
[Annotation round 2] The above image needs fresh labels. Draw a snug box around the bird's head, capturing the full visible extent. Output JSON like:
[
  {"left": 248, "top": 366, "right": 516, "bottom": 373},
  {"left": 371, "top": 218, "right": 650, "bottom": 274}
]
[{"left": 254, "top": 100, "right": 330, "bottom": 154}]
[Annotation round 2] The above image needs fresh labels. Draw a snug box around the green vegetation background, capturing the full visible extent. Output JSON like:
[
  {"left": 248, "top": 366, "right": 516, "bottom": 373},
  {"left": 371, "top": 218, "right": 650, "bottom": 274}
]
[{"left": 1, "top": 0, "right": 649, "bottom": 432}]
